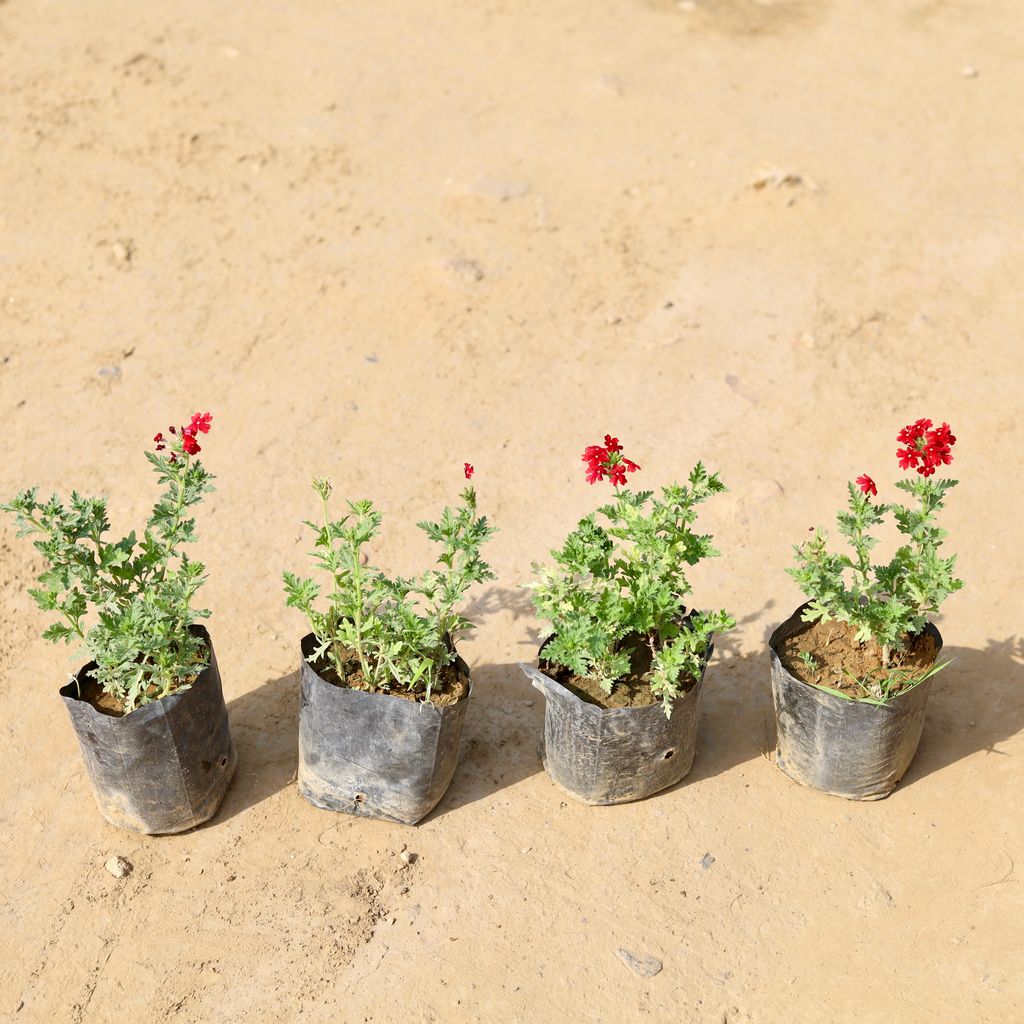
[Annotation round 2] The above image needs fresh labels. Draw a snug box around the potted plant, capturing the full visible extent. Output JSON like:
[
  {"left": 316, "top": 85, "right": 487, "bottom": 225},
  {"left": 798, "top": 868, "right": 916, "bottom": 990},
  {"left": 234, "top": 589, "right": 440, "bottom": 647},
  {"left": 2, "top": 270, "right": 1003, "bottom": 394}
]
[
  {"left": 1, "top": 412, "right": 236, "bottom": 834},
  {"left": 771, "top": 418, "right": 962, "bottom": 800},
  {"left": 521, "top": 435, "right": 734, "bottom": 805},
  {"left": 283, "top": 465, "right": 495, "bottom": 825}
]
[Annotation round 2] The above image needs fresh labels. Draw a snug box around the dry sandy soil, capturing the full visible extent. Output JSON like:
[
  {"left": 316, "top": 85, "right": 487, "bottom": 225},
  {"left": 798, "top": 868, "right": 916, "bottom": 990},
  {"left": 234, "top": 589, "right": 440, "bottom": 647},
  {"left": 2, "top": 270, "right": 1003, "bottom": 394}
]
[{"left": 1, "top": 1, "right": 1022, "bottom": 1021}]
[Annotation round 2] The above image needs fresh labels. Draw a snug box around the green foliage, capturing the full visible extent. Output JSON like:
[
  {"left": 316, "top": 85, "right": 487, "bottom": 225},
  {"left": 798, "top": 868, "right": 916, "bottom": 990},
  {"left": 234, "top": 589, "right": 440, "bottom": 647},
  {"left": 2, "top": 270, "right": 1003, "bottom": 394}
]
[
  {"left": 796, "top": 650, "right": 819, "bottom": 673},
  {"left": 2, "top": 445, "right": 214, "bottom": 711},
  {"left": 283, "top": 479, "right": 495, "bottom": 698},
  {"left": 788, "top": 476, "right": 963, "bottom": 662},
  {"left": 528, "top": 463, "right": 734, "bottom": 716}
]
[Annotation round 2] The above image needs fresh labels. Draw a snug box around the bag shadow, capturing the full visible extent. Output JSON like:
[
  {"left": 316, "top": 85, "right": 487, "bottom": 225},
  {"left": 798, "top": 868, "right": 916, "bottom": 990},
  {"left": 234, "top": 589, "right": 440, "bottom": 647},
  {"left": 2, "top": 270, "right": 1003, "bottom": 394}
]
[
  {"left": 211, "top": 669, "right": 301, "bottom": 825},
  {"left": 422, "top": 661, "right": 545, "bottom": 821},
  {"left": 898, "top": 636, "right": 1024, "bottom": 790}
]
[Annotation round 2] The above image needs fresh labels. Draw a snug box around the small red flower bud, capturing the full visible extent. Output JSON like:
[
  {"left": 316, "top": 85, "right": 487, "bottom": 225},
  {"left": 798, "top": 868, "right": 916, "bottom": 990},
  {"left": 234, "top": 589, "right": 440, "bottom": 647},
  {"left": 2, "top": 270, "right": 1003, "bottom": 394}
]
[{"left": 464, "top": 463, "right": 474, "bottom": 480}]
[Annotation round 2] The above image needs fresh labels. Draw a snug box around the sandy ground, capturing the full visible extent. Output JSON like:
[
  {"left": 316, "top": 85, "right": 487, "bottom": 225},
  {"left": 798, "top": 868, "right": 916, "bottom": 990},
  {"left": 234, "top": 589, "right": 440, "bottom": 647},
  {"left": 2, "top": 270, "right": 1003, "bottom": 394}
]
[{"left": 1, "top": 1, "right": 1022, "bottom": 1021}]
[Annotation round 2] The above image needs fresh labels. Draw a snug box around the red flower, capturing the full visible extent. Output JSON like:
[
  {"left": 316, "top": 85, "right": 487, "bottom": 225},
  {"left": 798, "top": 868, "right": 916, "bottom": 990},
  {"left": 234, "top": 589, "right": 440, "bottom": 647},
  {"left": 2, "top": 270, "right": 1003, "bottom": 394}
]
[
  {"left": 182, "top": 433, "right": 201, "bottom": 456},
  {"left": 897, "top": 418, "right": 957, "bottom": 477},
  {"left": 582, "top": 444, "right": 608, "bottom": 484},
  {"left": 189, "top": 411, "right": 213, "bottom": 435},
  {"left": 581, "top": 436, "right": 641, "bottom": 487},
  {"left": 856, "top": 474, "right": 877, "bottom": 497},
  {"left": 608, "top": 463, "right": 628, "bottom": 487},
  {"left": 927, "top": 422, "right": 956, "bottom": 472},
  {"left": 464, "top": 463, "right": 474, "bottom": 480}
]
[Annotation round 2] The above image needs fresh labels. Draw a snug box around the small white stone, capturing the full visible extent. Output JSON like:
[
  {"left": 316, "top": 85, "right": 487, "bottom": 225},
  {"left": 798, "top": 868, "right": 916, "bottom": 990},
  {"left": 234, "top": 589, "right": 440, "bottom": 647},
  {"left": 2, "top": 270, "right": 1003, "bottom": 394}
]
[
  {"left": 104, "top": 855, "right": 133, "bottom": 878},
  {"left": 111, "top": 239, "right": 134, "bottom": 268},
  {"left": 400, "top": 850, "right": 417, "bottom": 865},
  {"left": 961, "top": 65, "right": 979, "bottom": 78},
  {"left": 472, "top": 176, "right": 530, "bottom": 201},
  {"left": 616, "top": 948, "right": 663, "bottom": 977}
]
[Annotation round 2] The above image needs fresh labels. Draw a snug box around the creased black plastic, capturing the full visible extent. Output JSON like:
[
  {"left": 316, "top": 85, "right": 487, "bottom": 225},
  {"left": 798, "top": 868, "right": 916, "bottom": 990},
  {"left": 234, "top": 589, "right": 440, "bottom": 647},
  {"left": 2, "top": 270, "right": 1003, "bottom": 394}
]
[
  {"left": 519, "top": 633, "right": 714, "bottom": 806},
  {"left": 59, "top": 625, "right": 237, "bottom": 834},
  {"left": 769, "top": 603, "right": 942, "bottom": 801},
  {"left": 297, "top": 632, "right": 472, "bottom": 825}
]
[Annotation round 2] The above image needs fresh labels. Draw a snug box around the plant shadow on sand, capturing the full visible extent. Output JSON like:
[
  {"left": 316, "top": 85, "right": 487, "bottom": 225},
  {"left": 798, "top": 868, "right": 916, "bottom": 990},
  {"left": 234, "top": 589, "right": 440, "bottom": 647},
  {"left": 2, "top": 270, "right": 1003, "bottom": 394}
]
[
  {"left": 898, "top": 636, "right": 1024, "bottom": 791},
  {"left": 211, "top": 668, "right": 301, "bottom": 825},
  {"left": 424, "top": 661, "right": 545, "bottom": 821},
  {"left": 425, "top": 585, "right": 547, "bottom": 820},
  {"left": 663, "top": 602, "right": 780, "bottom": 792}
]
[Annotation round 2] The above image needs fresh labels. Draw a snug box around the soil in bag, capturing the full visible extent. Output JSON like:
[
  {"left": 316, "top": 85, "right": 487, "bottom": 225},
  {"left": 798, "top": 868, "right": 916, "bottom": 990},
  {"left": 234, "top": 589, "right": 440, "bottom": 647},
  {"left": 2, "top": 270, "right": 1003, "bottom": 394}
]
[
  {"left": 778, "top": 616, "right": 937, "bottom": 698},
  {"left": 540, "top": 632, "right": 700, "bottom": 710}
]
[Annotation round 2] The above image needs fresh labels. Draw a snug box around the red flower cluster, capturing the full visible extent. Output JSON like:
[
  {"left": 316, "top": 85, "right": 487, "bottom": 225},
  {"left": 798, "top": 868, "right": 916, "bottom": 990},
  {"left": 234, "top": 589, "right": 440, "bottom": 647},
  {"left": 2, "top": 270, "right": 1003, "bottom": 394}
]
[
  {"left": 897, "top": 418, "right": 956, "bottom": 477},
  {"left": 582, "top": 434, "right": 641, "bottom": 487},
  {"left": 154, "top": 412, "right": 213, "bottom": 461},
  {"left": 464, "top": 463, "right": 474, "bottom": 480},
  {"left": 855, "top": 474, "right": 877, "bottom": 497}
]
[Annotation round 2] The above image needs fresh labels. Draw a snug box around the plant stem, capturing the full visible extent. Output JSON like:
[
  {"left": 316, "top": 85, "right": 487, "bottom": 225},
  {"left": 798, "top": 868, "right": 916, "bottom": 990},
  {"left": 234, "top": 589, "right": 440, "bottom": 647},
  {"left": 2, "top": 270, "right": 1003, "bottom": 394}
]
[
  {"left": 346, "top": 511, "right": 372, "bottom": 688},
  {"left": 155, "top": 452, "right": 191, "bottom": 584}
]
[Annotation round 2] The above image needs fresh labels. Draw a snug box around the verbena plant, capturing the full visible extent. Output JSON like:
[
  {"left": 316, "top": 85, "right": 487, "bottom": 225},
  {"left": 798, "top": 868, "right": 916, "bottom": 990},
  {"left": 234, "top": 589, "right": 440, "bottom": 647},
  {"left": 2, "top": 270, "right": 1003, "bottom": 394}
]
[
  {"left": 283, "top": 465, "right": 495, "bottom": 699},
  {"left": 528, "top": 435, "right": 734, "bottom": 717},
  {"left": 1, "top": 413, "right": 216, "bottom": 711},
  {"left": 788, "top": 417, "right": 962, "bottom": 697}
]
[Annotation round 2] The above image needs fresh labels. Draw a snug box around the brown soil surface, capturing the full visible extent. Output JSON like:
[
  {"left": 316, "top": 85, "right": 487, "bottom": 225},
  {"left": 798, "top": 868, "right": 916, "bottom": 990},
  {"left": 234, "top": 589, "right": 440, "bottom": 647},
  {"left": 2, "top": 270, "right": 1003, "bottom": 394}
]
[
  {"left": 75, "top": 643, "right": 207, "bottom": 716},
  {"left": 77, "top": 672, "right": 201, "bottom": 717},
  {"left": 77, "top": 675, "right": 128, "bottom": 717},
  {"left": 545, "top": 664, "right": 661, "bottom": 708},
  {"left": 316, "top": 649, "right": 469, "bottom": 707},
  {"left": 2, "top": 2, "right": 1023, "bottom": 1022},
  {"left": 779, "top": 617, "right": 938, "bottom": 699},
  {"left": 541, "top": 632, "right": 698, "bottom": 708}
]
